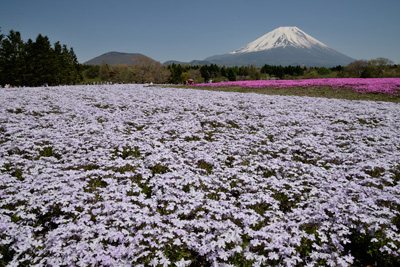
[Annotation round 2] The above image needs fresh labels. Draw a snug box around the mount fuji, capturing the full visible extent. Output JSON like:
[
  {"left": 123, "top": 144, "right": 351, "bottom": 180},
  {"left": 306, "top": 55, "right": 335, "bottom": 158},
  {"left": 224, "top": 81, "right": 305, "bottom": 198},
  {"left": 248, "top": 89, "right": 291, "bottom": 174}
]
[{"left": 204, "top": 26, "right": 355, "bottom": 67}]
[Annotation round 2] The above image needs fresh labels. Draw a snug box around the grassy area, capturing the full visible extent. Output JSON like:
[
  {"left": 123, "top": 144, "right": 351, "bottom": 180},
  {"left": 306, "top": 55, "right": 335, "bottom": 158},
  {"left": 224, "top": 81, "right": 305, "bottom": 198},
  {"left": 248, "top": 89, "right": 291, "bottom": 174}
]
[{"left": 174, "top": 85, "right": 400, "bottom": 103}]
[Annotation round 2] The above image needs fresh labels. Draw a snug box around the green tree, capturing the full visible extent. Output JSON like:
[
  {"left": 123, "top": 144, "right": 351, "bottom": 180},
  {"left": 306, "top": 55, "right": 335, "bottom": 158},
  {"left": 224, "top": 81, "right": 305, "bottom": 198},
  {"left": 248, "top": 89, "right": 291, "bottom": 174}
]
[
  {"left": 83, "top": 65, "right": 100, "bottom": 79},
  {"left": 0, "top": 30, "right": 26, "bottom": 86},
  {"left": 62, "top": 46, "right": 81, "bottom": 84},
  {"left": 0, "top": 28, "right": 4, "bottom": 84},
  {"left": 227, "top": 68, "right": 236, "bottom": 81},
  {"left": 345, "top": 60, "right": 368, "bottom": 77},
  {"left": 131, "top": 55, "right": 169, "bottom": 83},
  {"left": 221, "top": 66, "right": 227, "bottom": 77},
  {"left": 317, "top": 67, "right": 331, "bottom": 75},
  {"left": 248, "top": 65, "right": 261, "bottom": 80},
  {"left": 30, "top": 34, "right": 53, "bottom": 85},
  {"left": 200, "top": 66, "right": 210, "bottom": 82},
  {"left": 238, "top": 66, "right": 250, "bottom": 78},
  {"left": 0, "top": 28, "right": 3, "bottom": 43},
  {"left": 181, "top": 72, "right": 190, "bottom": 82},
  {"left": 168, "top": 63, "right": 184, "bottom": 83},
  {"left": 209, "top": 64, "right": 220, "bottom": 78},
  {"left": 110, "top": 64, "right": 134, "bottom": 83},
  {"left": 188, "top": 69, "right": 202, "bottom": 83},
  {"left": 151, "top": 64, "right": 170, "bottom": 84},
  {"left": 99, "top": 63, "right": 111, "bottom": 81},
  {"left": 367, "top": 57, "right": 394, "bottom": 77},
  {"left": 51, "top": 41, "right": 63, "bottom": 84},
  {"left": 0, "top": 30, "right": 82, "bottom": 86}
]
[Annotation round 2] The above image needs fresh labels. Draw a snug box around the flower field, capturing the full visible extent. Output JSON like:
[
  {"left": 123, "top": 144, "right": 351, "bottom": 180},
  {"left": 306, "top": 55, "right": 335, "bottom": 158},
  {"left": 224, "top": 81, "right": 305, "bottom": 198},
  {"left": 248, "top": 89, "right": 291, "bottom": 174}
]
[
  {"left": 1, "top": 84, "right": 400, "bottom": 266},
  {"left": 193, "top": 78, "right": 400, "bottom": 96}
]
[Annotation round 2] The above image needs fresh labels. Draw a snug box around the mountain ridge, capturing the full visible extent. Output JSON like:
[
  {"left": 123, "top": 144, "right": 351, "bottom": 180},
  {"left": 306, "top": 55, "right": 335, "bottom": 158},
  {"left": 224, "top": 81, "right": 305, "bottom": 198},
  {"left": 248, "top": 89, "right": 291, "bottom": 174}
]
[
  {"left": 84, "top": 51, "right": 157, "bottom": 66},
  {"left": 84, "top": 27, "right": 355, "bottom": 67},
  {"left": 230, "top": 26, "right": 329, "bottom": 54},
  {"left": 204, "top": 26, "right": 354, "bottom": 67}
]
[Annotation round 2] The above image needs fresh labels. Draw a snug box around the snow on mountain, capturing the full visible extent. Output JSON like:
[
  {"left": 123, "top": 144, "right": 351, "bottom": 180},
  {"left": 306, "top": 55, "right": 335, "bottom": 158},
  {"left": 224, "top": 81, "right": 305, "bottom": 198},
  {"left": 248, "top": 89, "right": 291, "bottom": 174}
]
[
  {"left": 204, "top": 26, "right": 355, "bottom": 67},
  {"left": 230, "top": 26, "right": 329, "bottom": 54}
]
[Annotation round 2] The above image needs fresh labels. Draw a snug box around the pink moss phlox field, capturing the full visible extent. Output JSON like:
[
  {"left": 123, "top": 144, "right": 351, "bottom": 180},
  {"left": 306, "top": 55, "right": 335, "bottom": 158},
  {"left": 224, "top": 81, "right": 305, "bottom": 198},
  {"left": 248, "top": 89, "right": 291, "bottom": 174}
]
[
  {"left": 1, "top": 84, "right": 400, "bottom": 266},
  {"left": 194, "top": 78, "right": 400, "bottom": 96}
]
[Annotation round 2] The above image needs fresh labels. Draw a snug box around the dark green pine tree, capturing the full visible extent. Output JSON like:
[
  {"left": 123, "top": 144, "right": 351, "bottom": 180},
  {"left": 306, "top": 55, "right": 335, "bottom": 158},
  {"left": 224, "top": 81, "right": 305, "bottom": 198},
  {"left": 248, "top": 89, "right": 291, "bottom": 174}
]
[
  {"left": 200, "top": 65, "right": 210, "bottom": 82},
  {"left": 23, "top": 38, "right": 35, "bottom": 84},
  {"left": 0, "top": 30, "right": 82, "bottom": 87},
  {"left": 30, "top": 34, "right": 53, "bottom": 86},
  {"left": 221, "top": 66, "right": 227, "bottom": 78},
  {"left": 0, "top": 30, "right": 26, "bottom": 86},
  {"left": 168, "top": 63, "right": 184, "bottom": 84},
  {"left": 227, "top": 68, "right": 236, "bottom": 81},
  {"left": 0, "top": 29, "right": 4, "bottom": 85},
  {"left": 51, "top": 41, "right": 64, "bottom": 84},
  {"left": 66, "top": 47, "right": 82, "bottom": 84},
  {"left": 209, "top": 64, "right": 220, "bottom": 78}
]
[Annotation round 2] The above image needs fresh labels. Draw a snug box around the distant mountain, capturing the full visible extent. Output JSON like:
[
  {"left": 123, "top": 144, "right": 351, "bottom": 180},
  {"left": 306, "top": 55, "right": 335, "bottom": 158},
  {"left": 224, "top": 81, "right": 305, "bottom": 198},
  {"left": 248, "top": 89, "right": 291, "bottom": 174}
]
[
  {"left": 84, "top": 51, "right": 157, "bottom": 66},
  {"left": 86, "top": 28, "right": 355, "bottom": 67},
  {"left": 204, "top": 26, "right": 355, "bottom": 67},
  {"left": 163, "top": 59, "right": 212, "bottom": 66}
]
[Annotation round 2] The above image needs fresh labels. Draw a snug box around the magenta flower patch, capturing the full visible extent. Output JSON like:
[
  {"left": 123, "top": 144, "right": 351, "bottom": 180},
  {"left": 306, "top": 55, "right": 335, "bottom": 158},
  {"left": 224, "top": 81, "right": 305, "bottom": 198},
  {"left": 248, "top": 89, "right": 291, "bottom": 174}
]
[{"left": 194, "top": 78, "right": 400, "bottom": 96}]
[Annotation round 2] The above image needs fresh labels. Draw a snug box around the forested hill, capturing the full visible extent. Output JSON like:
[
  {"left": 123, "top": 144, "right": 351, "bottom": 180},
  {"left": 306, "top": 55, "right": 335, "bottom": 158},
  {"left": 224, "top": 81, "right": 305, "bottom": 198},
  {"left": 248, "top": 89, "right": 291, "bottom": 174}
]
[{"left": 84, "top": 52, "right": 157, "bottom": 66}]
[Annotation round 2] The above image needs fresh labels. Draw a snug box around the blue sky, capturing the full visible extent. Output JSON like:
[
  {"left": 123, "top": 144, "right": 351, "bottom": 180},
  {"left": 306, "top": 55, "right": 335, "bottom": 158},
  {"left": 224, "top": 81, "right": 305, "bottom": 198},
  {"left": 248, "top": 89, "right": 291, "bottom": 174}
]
[{"left": 1, "top": 0, "right": 399, "bottom": 64}]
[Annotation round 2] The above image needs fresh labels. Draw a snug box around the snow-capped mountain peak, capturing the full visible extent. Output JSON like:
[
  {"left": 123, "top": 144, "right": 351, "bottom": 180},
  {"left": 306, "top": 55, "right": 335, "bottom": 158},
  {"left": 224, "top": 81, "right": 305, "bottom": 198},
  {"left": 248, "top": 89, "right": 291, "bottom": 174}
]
[{"left": 230, "top": 26, "right": 329, "bottom": 54}]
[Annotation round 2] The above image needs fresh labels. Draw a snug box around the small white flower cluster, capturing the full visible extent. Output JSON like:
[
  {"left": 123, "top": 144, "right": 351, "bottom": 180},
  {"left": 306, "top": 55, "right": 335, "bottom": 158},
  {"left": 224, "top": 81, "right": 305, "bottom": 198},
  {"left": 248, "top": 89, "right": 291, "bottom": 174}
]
[{"left": 1, "top": 84, "right": 399, "bottom": 266}]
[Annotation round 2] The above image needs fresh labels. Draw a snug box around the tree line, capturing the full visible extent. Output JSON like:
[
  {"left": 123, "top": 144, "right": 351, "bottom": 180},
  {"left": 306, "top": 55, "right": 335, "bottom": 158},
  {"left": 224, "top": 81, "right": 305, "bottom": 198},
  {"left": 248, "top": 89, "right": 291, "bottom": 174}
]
[
  {"left": 83, "top": 60, "right": 399, "bottom": 85},
  {"left": 344, "top": 58, "right": 399, "bottom": 78},
  {"left": 0, "top": 29, "right": 81, "bottom": 87}
]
